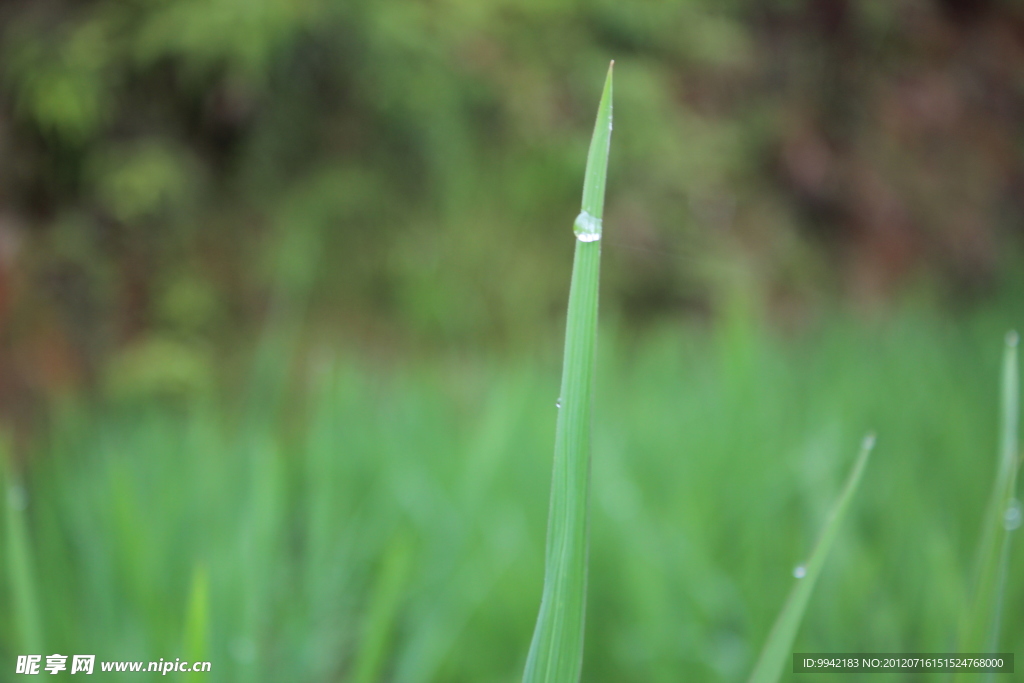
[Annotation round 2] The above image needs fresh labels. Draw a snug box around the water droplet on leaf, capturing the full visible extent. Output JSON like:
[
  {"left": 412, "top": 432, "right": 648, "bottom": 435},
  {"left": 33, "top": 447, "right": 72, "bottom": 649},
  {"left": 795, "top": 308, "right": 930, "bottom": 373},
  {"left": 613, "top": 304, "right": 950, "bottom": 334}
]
[
  {"left": 7, "top": 485, "right": 27, "bottom": 511},
  {"left": 1005, "top": 499, "right": 1022, "bottom": 531},
  {"left": 573, "top": 210, "right": 602, "bottom": 242},
  {"left": 862, "top": 433, "right": 876, "bottom": 450}
]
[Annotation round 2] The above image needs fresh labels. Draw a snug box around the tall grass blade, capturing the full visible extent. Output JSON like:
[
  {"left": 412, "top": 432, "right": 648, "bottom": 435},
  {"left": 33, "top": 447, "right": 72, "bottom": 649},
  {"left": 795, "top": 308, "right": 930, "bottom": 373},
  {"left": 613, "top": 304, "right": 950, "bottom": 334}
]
[
  {"left": 181, "top": 562, "right": 209, "bottom": 683},
  {"left": 350, "top": 533, "right": 413, "bottom": 683},
  {"left": 1, "top": 434, "right": 43, "bottom": 654},
  {"left": 522, "top": 61, "right": 613, "bottom": 683},
  {"left": 747, "top": 433, "right": 875, "bottom": 683},
  {"left": 955, "top": 331, "right": 1020, "bottom": 675}
]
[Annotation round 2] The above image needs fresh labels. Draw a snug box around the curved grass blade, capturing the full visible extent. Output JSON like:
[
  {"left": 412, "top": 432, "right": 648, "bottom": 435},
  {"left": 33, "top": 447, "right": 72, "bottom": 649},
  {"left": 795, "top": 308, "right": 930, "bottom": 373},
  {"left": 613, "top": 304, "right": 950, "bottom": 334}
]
[
  {"left": 351, "top": 533, "right": 413, "bottom": 683},
  {"left": 522, "top": 61, "right": 613, "bottom": 683},
  {"left": 954, "top": 331, "right": 1020, "bottom": 678},
  {"left": 1, "top": 434, "right": 43, "bottom": 654},
  {"left": 182, "top": 563, "right": 209, "bottom": 683},
  {"left": 748, "top": 433, "right": 875, "bottom": 683}
]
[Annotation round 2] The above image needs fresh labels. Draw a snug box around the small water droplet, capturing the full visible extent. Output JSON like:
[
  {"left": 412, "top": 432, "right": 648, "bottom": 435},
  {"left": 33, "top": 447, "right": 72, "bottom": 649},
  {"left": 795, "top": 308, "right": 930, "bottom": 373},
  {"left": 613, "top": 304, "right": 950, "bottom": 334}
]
[
  {"left": 556, "top": 399, "right": 561, "bottom": 408},
  {"left": 862, "top": 432, "right": 876, "bottom": 451},
  {"left": 793, "top": 565, "right": 807, "bottom": 579},
  {"left": 7, "top": 485, "right": 27, "bottom": 511},
  {"left": 1007, "top": 331, "right": 1020, "bottom": 348},
  {"left": 1005, "top": 499, "right": 1022, "bottom": 531},
  {"left": 573, "top": 210, "right": 602, "bottom": 242}
]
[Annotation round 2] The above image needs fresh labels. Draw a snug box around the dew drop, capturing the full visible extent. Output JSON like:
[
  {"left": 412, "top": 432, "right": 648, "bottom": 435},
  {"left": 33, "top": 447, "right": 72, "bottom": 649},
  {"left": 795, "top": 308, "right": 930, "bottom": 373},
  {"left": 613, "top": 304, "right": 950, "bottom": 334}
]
[
  {"left": 793, "top": 565, "right": 807, "bottom": 579},
  {"left": 556, "top": 399, "right": 561, "bottom": 409},
  {"left": 1007, "top": 330, "right": 1020, "bottom": 348},
  {"left": 573, "top": 210, "right": 602, "bottom": 242},
  {"left": 7, "top": 485, "right": 27, "bottom": 511},
  {"left": 1005, "top": 499, "right": 1022, "bottom": 531}
]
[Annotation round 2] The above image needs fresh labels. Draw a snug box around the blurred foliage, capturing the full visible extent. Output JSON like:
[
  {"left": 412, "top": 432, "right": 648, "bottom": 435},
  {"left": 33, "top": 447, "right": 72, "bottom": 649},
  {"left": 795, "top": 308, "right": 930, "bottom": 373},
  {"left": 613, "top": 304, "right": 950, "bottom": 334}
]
[
  {"left": 2, "top": 301, "right": 1024, "bottom": 681},
  {"left": 1, "top": 1, "right": 1024, "bottom": 675},
  {"left": 1, "top": 0, "right": 1024, "bottom": 413}
]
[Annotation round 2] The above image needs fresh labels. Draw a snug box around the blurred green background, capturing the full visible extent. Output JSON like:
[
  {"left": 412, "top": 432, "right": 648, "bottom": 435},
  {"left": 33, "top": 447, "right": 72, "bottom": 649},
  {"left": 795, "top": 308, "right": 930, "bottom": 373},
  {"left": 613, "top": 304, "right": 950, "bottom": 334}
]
[{"left": 1, "top": 0, "right": 1024, "bottom": 680}]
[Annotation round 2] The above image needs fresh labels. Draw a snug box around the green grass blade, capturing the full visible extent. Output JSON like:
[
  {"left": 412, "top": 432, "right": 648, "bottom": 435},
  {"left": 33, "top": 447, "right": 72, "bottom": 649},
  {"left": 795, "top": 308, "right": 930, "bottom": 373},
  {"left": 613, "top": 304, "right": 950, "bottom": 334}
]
[
  {"left": 747, "top": 433, "right": 875, "bottom": 683},
  {"left": 181, "top": 563, "right": 209, "bottom": 683},
  {"left": 350, "top": 533, "right": 413, "bottom": 683},
  {"left": 1, "top": 434, "right": 44, "bottom": 654},
  {"left": 955, "top": 331, "right": 1020, "bottom": 670},
  {"left": 522, "top": 61, "right": 613, "bottom": 683}
]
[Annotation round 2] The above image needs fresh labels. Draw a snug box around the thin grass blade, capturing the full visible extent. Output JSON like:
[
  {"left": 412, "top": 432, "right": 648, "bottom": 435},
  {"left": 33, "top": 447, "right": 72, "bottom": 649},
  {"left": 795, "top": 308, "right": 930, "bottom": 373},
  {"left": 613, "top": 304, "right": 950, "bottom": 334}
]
[
  {"left": 955, "top": 331, "right": 1020, "bottom": 675},
  {"left": 747, "top": 433, "right": 875, "bottom": 683},
  {"left": 182, "top": 563, "right": 209, "bottom": 683},
  {"left": 1, "top": 434, "right": 43, "bottom": 654},
  {"left": 351, "top": 533, "right": 413, "bottom": 683},
  {"left": 522, "top": 61, "right": 613, "bottom": 683}
]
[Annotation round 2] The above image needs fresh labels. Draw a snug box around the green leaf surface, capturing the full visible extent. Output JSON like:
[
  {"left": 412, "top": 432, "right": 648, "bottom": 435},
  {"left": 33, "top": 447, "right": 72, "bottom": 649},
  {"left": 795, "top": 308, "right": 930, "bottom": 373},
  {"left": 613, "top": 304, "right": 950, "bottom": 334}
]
[
  {"left": 955, "top": 331, "right": 1020, "bottom": 679},
  {"left": 1, "top": 434, "right": 43, "bottom": 654},
  {"left": 748, "top": 433, "right": 875, "bottom": 683},
  {"left": 522, "top": 62, "right": 613, "bottom": 683}
]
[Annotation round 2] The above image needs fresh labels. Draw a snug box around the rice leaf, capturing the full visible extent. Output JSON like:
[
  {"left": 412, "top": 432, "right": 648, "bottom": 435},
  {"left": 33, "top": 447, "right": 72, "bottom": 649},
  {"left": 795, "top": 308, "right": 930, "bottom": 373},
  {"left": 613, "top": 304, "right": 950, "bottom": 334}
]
[
  {"left": 522, "top": 61, "right": 613, "bottom": 683},
  {"left": 1, "top": 434, "right": 43, "bottom": 654},
  {"left": 351, "top": 533, "right": 413, "bottom": 683},
  {"left": 955, "top": 331, "right": 1020, "bottom": 674},
  {"left": 747, "top": 433, "right": 875, "bottom": 683},
  {"left": 182, "top": 562, "right": 209, "bottom": 683}
]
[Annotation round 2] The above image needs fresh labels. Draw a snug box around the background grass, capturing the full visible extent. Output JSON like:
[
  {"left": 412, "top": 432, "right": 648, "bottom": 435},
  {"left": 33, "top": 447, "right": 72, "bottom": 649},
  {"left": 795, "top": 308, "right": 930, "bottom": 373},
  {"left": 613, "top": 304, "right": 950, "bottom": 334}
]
[
  {"left": 3, "top": 2, "right": 1024, "bottom": 680},
  {"left": 3, "top": 295, "right": 1023, "bottom": 682},
  {"left": 6, "top": 0, "right": 1024, "bottom": 399}
]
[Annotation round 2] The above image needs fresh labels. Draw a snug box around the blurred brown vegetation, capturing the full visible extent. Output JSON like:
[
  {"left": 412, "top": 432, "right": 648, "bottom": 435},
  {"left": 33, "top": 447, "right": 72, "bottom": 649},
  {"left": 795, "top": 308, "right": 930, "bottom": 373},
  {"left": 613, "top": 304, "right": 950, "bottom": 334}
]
[{"left": 1, "top": 0, "right": 1024, "bottom": 426}]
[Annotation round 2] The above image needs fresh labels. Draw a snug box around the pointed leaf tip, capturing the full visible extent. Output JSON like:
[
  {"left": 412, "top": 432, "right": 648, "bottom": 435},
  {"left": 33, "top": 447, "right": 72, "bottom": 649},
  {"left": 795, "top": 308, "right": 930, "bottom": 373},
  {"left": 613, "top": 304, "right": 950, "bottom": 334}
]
[{"left": 580, "top": 66, "right": 614, "bottom": 224}]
